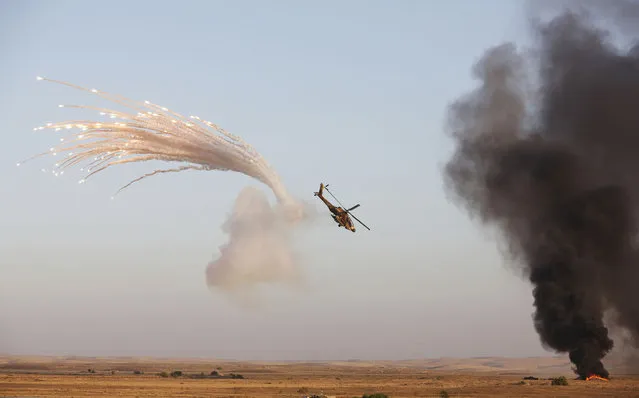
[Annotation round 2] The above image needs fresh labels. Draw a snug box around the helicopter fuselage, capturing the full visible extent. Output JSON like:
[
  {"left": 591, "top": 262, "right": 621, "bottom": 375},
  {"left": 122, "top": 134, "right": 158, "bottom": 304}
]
[{"left": 315, "top": 188, "right": 356, "bottom": 232}]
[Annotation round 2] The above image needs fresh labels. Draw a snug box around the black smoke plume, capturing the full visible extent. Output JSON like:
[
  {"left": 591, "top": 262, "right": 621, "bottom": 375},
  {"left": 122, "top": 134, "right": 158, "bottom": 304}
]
[{"left": 443, "top": 5, "right": 639, "bottom": 379}]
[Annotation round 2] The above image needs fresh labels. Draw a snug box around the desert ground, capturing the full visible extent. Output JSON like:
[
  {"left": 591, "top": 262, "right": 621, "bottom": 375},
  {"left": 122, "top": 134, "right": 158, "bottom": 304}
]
[{"left": 1, "top": 355, "right": 638, "bottom": 397}]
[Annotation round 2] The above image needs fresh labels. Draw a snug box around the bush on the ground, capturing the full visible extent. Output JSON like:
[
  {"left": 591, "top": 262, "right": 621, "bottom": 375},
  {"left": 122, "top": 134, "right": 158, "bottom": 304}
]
[{"left": 551, "top": 376, "right": 568, "bottom": 386}]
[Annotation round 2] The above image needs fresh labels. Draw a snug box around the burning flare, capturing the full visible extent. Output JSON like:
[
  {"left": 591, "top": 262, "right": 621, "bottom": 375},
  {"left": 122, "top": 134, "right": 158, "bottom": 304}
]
[
  {"left": 22, "top": 77, "right": 296, "bottom": 206},
  {"left": 23, "top": 76, "right": 309, "bottom": 294}
]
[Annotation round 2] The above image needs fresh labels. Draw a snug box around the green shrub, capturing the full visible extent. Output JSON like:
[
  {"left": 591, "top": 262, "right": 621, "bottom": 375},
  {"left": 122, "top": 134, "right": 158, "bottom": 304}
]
[
  {"left": 551, "top": 376, "right": 568, "bottom": 386},
  {"left": 362, "top": 394, "right": 389, "bottom": 398},
  {"left": 440, "top": 390, "right": 450, "bottom": 398},
  {"left": 159, "top": 371, "right": 169, "bottom": 378},
  {"left": 170, "top": 370, "right": 182, "bottom": 377}
]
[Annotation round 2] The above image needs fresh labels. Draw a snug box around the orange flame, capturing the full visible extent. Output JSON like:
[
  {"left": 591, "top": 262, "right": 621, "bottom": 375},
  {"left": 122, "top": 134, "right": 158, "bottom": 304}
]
[{"left": 585, "top": 375, "right": 609, "bottom": 382}]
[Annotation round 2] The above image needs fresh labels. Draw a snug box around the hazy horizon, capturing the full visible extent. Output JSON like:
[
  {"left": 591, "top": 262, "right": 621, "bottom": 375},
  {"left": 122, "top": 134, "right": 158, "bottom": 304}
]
[
  {"left": 0, "top": 0, "right": 563, "bottom": 361},
  {"left": 0, "top": 352, "right": 565, "bottom": 361}
]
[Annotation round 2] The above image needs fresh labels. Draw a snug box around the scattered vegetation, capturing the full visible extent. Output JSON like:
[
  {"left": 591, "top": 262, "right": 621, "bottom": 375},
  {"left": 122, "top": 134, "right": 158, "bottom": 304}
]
[
  {"left": 87, "top": 369, "right": 96, "bottom": 374},
  {"left": 551, "top": 376, "right": 568, "bottom": 386},
  {"left": 362, "top": 394, "right": 389, "bottom": 398},
  {"left": 515, "top": 380, "right": 527, "bottom": 385},
  {"left": 157, "top": 369, "right": 244, "bottom": 380},
  {"left": 439, "top": 390, "right": 450, "bottom": 398},
  {"left": 133, "top": 370, "right": 143, "bottom": 375},
  {"left": 522, "top": 376, "right": 538, "bottom": 380},
  {"left": 296, "top": 388, "right": 328, "bottom": 398}
]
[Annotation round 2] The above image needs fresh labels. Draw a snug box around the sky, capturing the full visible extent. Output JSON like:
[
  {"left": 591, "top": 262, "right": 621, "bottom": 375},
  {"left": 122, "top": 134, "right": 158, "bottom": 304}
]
[{"left": 0, "top": 0, "right": 555, "bottom": 360}]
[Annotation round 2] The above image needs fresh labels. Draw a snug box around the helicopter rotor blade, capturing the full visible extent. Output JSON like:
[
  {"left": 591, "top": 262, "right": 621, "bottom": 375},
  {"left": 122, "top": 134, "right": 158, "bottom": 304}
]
[
  {"left": 324, "top": 185, "right": 370, "bottom": 230},
  {"left": 324, "top": 186, "right": 347, "bottom": 209},
  {"left": 348, "top": 212, "right": 371, "bottom": 231}
]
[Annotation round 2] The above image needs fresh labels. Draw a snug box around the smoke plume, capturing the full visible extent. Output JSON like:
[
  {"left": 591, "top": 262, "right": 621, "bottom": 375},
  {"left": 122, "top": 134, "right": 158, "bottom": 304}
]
[
  {"left": 205, "top": 186, "right": 311, "bottom": 298},
  {"left": 444, "top": 4, "right": 639, "bottom": 379}
]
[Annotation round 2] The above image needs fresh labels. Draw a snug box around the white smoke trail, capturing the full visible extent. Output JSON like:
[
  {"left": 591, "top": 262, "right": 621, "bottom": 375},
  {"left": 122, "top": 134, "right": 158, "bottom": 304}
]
[
  {"left": 206, "top": 186, "right": 309, "bottom": 307},
  {"left": 22, "top": 77, "right": 310, "bottom": 294}
]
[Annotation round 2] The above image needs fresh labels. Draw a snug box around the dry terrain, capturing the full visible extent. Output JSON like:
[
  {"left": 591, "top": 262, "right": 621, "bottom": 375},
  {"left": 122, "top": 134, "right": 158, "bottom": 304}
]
[{"left": 1, "top": 355, "right": 638, "bottom": 397}]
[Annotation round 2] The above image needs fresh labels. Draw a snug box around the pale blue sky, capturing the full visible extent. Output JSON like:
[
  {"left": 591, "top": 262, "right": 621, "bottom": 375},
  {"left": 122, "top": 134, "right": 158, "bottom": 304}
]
[{"left": 1, "top": 0, "right": 551, "bottom": 359}]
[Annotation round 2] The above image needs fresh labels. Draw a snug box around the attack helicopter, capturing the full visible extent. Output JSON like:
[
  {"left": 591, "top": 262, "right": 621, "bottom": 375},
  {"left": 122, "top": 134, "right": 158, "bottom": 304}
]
[{"left": 313, "top": 183, "right": 370, "bottom": 232}]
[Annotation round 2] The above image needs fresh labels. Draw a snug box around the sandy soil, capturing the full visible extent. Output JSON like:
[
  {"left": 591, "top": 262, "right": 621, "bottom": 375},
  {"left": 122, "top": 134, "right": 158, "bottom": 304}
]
[{"left": 1, "top": 355, "right": 638, "bottom": 397}]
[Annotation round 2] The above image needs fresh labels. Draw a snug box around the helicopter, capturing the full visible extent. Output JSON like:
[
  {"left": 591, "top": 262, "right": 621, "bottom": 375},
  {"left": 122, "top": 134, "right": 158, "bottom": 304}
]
[{"left": 313, "top": 183, "right": 370, "bottom": 232}]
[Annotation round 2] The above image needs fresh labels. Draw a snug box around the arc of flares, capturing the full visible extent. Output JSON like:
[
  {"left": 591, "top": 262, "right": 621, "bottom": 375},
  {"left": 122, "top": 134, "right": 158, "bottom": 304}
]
[{"left": 20, "top": 76, "right": 293, "bottom": 203}]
